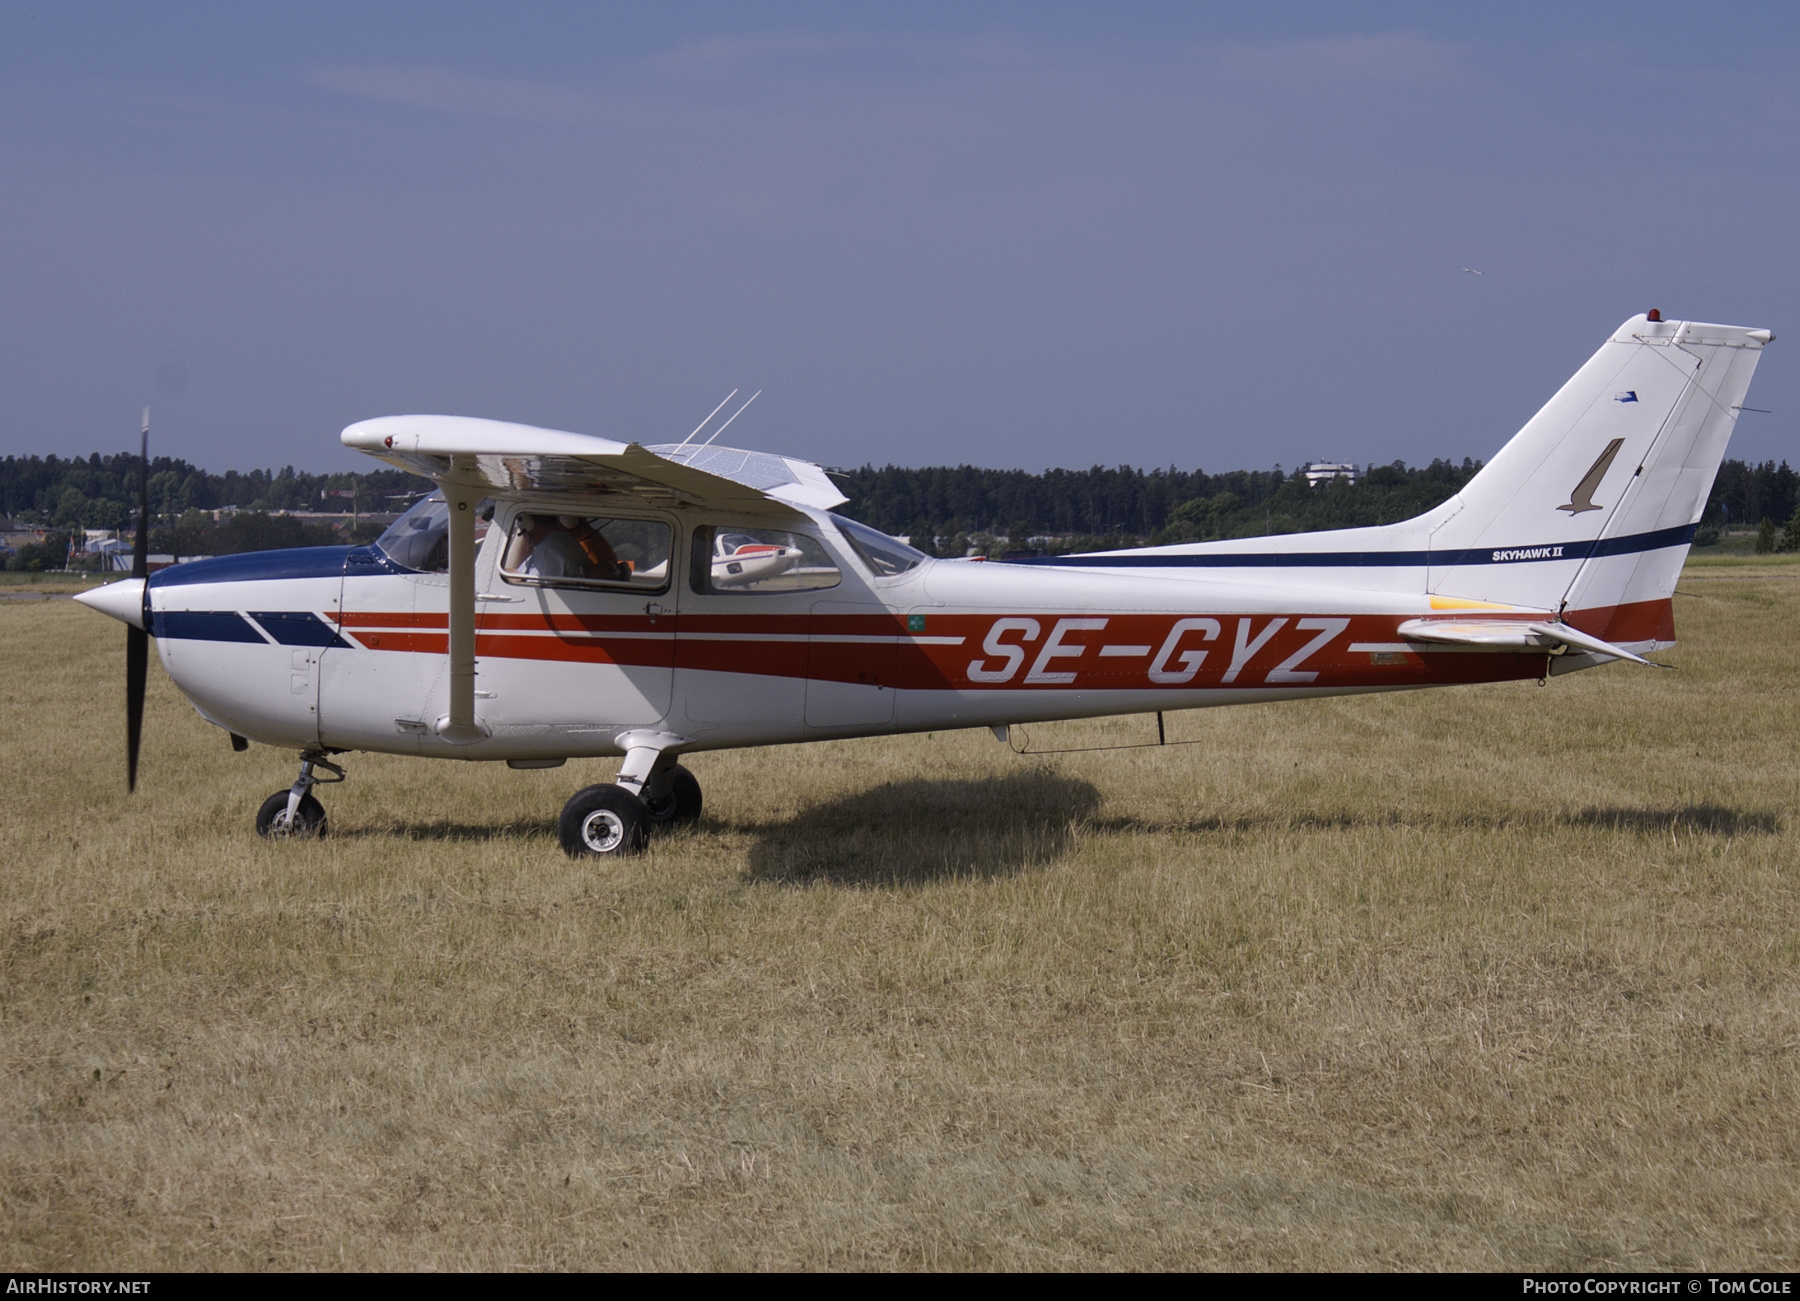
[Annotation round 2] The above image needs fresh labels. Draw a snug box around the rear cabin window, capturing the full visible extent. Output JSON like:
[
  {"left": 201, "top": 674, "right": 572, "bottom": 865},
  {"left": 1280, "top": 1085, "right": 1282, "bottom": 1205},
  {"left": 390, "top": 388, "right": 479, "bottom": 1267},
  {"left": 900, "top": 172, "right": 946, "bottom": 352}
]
[
  {"left": 499, "top": 513, "right": 672, "bottom": 592},
  {"left": 689, "top": 525, "right": 841, "bottom": 595}
]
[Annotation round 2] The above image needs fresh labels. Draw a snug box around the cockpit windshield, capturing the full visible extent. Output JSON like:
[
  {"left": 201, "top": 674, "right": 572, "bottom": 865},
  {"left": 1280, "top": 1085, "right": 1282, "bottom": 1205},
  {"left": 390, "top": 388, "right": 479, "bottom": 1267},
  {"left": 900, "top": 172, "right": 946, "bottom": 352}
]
[
  {"left": 374, "top": 494, "right": 491, "bottom": 572},
  {"left": 829, "top": 514, "right": 928, "bottom": 577}
]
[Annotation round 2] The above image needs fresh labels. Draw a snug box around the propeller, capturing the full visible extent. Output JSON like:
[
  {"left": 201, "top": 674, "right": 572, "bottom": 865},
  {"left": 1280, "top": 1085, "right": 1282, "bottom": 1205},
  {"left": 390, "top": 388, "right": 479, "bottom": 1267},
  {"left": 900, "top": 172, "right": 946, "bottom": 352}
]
[{"left": 126, "top": 408, "right": 149, "bottom": 792}]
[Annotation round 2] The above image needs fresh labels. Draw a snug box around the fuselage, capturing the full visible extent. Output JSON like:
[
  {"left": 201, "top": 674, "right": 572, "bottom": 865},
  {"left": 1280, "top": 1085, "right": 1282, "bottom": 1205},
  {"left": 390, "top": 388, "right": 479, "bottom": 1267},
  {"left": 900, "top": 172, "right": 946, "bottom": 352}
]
[{"left": 136, "top": 499, "right": 1656, "bottom": 762}]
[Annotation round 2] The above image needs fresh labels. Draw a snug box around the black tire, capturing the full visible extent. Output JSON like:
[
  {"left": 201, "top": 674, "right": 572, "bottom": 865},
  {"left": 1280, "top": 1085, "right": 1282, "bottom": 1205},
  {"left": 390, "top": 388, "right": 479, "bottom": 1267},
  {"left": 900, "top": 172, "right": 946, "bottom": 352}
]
[
  {"left": 255, "top": 789, "right": 328, "bottom": 840},
  {"left": 642, "top": 764, "right": 703, "bottom": 827},
  {"left": 559, "top": 784, "right": 650, "bottom": 858}
]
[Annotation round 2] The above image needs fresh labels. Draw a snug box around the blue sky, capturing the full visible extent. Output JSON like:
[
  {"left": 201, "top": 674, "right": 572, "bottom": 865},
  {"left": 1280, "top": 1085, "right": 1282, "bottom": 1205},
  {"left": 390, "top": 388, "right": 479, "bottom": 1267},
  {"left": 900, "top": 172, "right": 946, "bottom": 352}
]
[{"left": 2, "top": 2, "right": 1796, "bottom": 475}]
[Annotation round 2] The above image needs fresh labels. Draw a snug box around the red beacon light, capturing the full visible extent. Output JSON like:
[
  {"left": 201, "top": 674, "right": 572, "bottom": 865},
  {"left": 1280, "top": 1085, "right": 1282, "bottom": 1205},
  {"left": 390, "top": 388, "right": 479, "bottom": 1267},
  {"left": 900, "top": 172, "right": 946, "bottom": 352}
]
[{"left": 1646, "top": 309, "right": 1662, "bottom": 322}]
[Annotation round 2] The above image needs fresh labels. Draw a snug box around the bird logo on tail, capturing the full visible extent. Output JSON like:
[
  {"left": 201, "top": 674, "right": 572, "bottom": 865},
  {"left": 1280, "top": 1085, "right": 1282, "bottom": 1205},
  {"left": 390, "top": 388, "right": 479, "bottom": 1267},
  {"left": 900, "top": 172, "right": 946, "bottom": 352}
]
[{"left": 1557, "top": 438, "right": 1626, "bottom": 515}]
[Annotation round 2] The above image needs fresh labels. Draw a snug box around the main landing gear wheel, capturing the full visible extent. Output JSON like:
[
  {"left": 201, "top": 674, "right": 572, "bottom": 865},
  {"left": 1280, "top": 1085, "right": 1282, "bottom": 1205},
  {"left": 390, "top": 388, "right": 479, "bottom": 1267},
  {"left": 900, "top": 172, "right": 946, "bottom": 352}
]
[
  {"left": 559, "top": 784, "right": 651, "bottom": 858},
  {"left": 642, "top": 764, "right": 702, "bottom": 827},
  {"left": 256, "top": 790, "right": 328, "bottom": 839}
]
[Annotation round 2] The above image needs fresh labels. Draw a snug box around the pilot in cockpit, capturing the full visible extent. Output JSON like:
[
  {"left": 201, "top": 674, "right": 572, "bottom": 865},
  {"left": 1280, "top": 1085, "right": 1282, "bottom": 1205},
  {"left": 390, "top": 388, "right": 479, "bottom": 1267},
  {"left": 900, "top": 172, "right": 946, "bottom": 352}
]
[{"left": 513, "top": 513, "right": 630, "bottom": 582}]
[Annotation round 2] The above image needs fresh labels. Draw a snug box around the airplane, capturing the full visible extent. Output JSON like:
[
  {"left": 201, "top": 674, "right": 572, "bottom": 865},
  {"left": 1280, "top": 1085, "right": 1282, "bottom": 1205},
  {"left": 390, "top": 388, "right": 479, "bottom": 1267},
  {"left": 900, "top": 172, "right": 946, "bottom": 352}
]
[{"left": 75, "top": 311, "right": 1774, "bottom": 858}]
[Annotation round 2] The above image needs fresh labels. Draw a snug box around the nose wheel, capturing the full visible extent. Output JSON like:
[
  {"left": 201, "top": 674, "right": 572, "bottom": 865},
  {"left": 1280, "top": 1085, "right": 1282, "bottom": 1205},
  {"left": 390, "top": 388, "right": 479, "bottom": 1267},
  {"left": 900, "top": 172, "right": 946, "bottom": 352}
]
[
  {"left": 256, "top": 790, "right": 328, "bottom": 839},
  {"left": 255, "top": 749, "right": 344, "bottom": 840}
]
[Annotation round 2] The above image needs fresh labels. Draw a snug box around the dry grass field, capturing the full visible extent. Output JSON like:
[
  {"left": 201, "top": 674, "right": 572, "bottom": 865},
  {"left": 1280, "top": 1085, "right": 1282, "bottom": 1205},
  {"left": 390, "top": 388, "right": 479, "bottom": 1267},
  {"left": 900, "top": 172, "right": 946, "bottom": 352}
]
[{"left": 2, "top": 557, "right": 1798, "bottom": 1270}]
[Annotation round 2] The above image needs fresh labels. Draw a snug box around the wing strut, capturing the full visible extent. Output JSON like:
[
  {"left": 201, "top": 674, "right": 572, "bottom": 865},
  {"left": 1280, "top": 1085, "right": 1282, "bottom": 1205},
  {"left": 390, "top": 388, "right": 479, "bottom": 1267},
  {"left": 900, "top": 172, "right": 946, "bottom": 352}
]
[{"left": 436, "top": 467, "right": 488, "bottom": 744}]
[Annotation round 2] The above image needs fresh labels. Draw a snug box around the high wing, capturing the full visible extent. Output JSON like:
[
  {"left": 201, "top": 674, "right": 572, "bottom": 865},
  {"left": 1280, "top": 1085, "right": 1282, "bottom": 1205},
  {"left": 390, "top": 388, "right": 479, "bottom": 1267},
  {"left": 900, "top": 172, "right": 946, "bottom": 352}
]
[
  {"left": 341, "top": 414, "right": 848, "bottom": 747},
  {"left": 341, "top": 415, "right": 847, "bottom": 514}
]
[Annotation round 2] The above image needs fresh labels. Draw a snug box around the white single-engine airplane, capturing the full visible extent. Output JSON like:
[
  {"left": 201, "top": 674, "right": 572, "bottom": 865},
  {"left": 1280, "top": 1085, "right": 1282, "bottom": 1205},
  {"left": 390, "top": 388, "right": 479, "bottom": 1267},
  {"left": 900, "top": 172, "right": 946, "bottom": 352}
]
[{"left": 77, "top": 312, "right": 1773, "bottom": 857}]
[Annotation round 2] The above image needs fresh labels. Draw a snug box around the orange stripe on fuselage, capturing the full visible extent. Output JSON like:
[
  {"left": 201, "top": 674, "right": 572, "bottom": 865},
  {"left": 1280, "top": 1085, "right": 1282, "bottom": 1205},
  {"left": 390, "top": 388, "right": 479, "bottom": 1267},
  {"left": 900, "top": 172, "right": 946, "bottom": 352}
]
[
  {"left": 328, "top": 598, "right": 1673, "bottom": 691},
  {"left": 1564, "top": 599, "right": 1676, "bottom": 646}
]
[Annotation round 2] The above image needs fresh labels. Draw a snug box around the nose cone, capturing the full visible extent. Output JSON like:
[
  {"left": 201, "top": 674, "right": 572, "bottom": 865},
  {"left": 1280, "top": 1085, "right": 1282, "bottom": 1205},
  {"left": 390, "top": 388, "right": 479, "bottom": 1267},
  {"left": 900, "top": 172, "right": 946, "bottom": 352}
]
[{"left": 74, "top": 578, "right": 147, "bottom": 630}]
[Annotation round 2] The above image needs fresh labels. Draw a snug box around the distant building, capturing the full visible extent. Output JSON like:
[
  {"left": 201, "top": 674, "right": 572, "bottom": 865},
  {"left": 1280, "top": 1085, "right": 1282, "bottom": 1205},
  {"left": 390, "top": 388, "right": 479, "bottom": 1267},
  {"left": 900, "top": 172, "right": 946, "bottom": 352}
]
[
  {"left": 0, "top": 526, "right": 55, "bottom": 550},
  {"left": 1302, "top": 461, "right": 1359, "bottom": 488},
  {"left": 83, "top": 529, "right": 131, "bottom": 556},
  {"left": 109, "top": 553, "right": 210, "bottom": 573}
]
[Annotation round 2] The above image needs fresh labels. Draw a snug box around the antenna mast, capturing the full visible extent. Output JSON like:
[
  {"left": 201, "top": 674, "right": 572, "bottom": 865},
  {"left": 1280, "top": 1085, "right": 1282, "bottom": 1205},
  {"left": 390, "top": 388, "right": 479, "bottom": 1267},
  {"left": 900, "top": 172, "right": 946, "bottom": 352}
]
[
  {"left": 701, "top": 390, "right": 761, "bottom": 447},
  {"left": 673, "top": 390, "right": 737, "bottom": 452}
]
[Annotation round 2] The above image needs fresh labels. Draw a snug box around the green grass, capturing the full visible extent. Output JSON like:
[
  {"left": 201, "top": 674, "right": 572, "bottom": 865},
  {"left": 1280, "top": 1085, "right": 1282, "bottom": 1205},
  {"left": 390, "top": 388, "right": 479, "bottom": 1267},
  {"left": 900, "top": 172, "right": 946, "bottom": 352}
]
[
  {"left": 1, "top": 564, "right": 1796, "bottom": 1270},
  {"left": 1682, "top": 550, "right": 1800, "bottom": 577},
  {"left": 0, "top": 572, "right": 108, "bottom": 595}
]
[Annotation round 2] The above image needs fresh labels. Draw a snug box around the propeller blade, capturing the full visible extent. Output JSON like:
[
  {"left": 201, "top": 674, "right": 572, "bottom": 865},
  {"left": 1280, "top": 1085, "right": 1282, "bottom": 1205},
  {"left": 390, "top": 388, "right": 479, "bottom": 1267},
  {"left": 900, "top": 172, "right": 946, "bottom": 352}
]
[
  {"left": 132, "top": 410, "right": 149, "bottom": 581},
  {"left": 128, "top": 409, "right": 149, "bottom": 791},
  {"left": 127, "top": 624, "right": 146, "bottom": 792}
]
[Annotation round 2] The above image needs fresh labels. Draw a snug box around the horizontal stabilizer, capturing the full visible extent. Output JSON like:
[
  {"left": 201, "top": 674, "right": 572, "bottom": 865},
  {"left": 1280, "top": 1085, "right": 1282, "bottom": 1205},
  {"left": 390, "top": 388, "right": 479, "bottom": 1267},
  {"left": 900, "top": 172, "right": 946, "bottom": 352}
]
[{"left": 1395, "top": 618, "right": 1658, "bottom": 666}]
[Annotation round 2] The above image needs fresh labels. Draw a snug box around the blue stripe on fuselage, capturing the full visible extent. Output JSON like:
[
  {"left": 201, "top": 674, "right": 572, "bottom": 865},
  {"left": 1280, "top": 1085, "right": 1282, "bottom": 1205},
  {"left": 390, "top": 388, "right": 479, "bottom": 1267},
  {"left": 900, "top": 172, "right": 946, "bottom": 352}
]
[
  {"left": 154, "top": 610, "right": 267, "bottom": 643},
  {"left": 152, "top": 609, "right": 352, "bottom": 647},
  {"left": 248, "top": 611, "right": 351, "bottom": 648},
  {"left": 147, "top": 546, "right": 354, "bottom": 587},
  {"left": 1010, "top": 523, "right": 1696, "bottom": 569},
  {"left": 146, "top": 546, "right": 407, "bottom": 645}
]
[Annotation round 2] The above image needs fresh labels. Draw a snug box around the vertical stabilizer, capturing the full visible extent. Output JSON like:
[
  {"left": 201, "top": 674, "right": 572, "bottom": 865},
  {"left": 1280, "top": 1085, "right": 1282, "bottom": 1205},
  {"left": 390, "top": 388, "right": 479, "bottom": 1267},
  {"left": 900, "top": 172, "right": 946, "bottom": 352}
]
[{"left": 1423, "top": 314, "right": 1770, "bottom": 641}]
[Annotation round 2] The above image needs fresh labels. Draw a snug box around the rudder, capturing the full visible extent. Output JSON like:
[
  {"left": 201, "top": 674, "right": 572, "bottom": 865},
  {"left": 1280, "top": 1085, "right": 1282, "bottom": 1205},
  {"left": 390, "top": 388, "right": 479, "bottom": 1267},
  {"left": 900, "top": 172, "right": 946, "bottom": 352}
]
[{"left": 1423, "top": 313, "right": 1771, "bottom": 645}]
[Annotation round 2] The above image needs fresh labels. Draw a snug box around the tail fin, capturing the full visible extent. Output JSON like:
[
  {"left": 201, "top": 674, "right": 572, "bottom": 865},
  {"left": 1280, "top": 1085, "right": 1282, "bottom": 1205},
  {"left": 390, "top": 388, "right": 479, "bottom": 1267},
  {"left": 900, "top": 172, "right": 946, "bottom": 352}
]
[{"left": 1425, "top": 314, "right": 1772, "bottom": 645}]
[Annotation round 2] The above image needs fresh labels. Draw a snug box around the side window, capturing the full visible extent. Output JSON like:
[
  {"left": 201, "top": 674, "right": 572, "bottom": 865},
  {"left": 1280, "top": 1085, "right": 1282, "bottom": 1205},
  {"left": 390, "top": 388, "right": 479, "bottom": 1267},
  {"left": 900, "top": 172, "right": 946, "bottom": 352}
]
[
  {"left": 689, "top": 525, "right": 841, "bottom": 595},
  {"left": 499, "top": 512, "right": 672, "bottom": 592}
]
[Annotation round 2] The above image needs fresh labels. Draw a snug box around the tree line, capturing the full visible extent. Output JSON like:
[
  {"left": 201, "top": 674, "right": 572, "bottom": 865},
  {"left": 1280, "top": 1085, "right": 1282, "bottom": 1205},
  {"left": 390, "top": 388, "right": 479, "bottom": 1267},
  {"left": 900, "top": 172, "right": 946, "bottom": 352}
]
[
  {"left": 834, "top": 458, "right": 1489, "bottom": 554},
  {"left": 0, "top": 452, "right": 434, "bottom": 569},
  {"left": 3, "top": 448, "right": 1796, "bottom": 569},
  {"left": 836, "top": 456, "right": 1800, "bottom": 556},
  {"left": 0, "top": 452, "right": 432, "bottom": 531}
]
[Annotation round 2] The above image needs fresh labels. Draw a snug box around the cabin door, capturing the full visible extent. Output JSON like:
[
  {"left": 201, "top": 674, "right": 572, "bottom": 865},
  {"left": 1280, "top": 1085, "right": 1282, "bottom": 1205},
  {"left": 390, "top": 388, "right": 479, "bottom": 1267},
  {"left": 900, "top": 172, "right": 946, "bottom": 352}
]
[{"left": 462, "top": 508, "right": 677, "bottom": 739}]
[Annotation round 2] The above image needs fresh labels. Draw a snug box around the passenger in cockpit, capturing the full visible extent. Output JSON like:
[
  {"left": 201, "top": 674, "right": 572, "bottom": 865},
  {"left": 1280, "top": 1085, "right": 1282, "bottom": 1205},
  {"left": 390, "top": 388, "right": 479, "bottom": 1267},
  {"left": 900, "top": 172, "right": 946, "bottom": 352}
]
[{"left": 561, "top": 516, "right": 630, "bottom": 580}]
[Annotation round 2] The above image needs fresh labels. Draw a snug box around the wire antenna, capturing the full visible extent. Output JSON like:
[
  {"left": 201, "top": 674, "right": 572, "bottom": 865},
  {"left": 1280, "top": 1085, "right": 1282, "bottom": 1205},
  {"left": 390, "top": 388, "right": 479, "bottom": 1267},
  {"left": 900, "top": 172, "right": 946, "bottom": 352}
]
[
  {"left": 674, "top": 390, "right": 738, "bottom": 452},
  {"left": 701, "top": 390, "right": 761, "bottom": 447}
]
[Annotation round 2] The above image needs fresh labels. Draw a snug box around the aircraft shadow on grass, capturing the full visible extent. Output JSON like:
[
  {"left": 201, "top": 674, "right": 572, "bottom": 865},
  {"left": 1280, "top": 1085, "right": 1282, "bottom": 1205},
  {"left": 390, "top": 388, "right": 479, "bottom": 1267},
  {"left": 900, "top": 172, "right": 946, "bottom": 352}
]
[
  {"left": 1563, "top": 804, "right": 1779, "bottom": 835},
  {"left": 744, "top": 770, "right": 1103, "bottom": 887},
  {"left": 342, "top": 792, "right": 1772, "bottom": 857},
  {"left": 337, "top": 815, "right": 558, "bottom": 843},
  {"left": 1082, "top": 802, "right": 1781, "bottom": 838}
]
